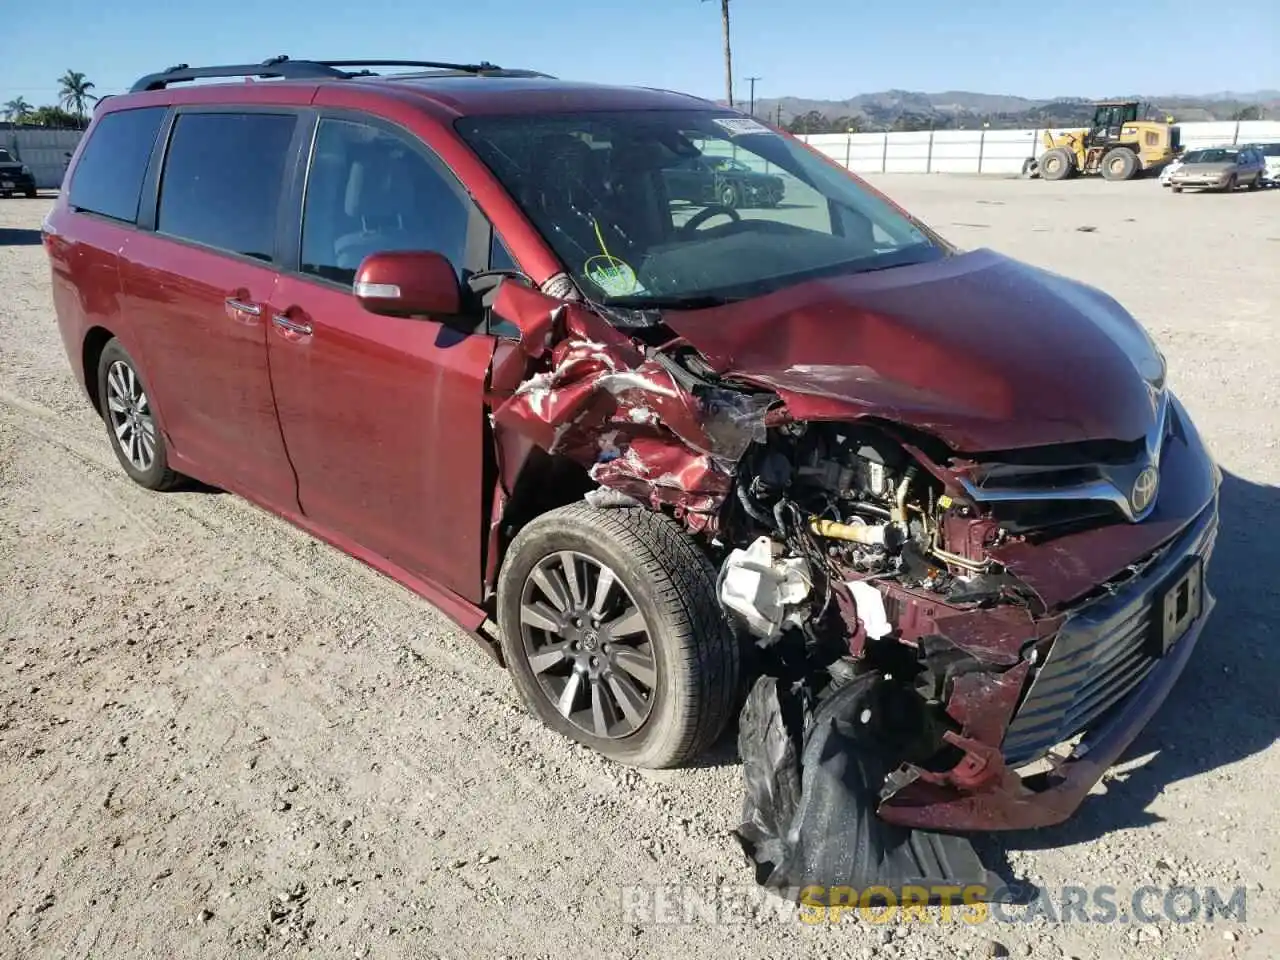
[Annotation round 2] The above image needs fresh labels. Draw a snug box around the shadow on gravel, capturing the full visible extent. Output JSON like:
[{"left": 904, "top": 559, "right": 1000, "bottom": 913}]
[
  {"left": 0, "top": 227, "right": 42, "bottom": 247},
  {"left": 1002, "top": 469, "right": 1280, "bottom": 852}
]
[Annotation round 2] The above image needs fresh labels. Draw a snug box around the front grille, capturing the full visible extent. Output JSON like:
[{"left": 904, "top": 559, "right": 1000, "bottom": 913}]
[{"left": 1001, "top": 503, "right": 1217, "bottom": 767}]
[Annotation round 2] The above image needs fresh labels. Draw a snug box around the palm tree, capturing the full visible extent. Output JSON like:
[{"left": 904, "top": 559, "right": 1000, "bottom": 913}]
[
  {"left": 57, "top": 70, "right": 97, "bottom": 122},
  {"left": 3, "top": 96, "right": 34, "bottom": 123},
  {"left": 702, "top": 0, "right": 733, "bottom": 108}
]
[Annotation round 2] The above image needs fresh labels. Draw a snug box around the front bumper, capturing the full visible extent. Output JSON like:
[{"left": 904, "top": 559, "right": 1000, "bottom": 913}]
[
  {"left": 878, "top": 495, "right": 1218, "bottom": 832},
  {"left": 1169, "top": 175, "right": 1232, "bottom": 189}
]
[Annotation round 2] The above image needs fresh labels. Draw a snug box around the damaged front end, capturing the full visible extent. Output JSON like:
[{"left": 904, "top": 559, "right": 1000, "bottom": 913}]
[{"left": 486, "top": 277, "right": 1220, "bottom": 900}]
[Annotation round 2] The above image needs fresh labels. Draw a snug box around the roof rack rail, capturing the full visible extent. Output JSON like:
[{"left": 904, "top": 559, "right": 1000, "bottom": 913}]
[{"left": 129, "top": 56, "right": 543, "bottom": 93}]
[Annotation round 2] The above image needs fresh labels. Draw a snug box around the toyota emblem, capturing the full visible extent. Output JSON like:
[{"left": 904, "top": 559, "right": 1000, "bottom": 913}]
[{"left": 1131, "top": 466, "right": 1159, "bottom": 516}]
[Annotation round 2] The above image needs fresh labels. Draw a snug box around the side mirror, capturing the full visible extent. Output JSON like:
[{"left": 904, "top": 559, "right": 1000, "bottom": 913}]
[{"left": 353, "top": 250, "right": 462, "bottom": 320}]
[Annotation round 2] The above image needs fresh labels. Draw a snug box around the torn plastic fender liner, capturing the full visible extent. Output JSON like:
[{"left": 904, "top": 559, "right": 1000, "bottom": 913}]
[
  {"left": 736, "top": 675, "right": 1001, "bottom": 902},
  {"left": 488, "top": 282, "right": 774, "bottom": 520}
]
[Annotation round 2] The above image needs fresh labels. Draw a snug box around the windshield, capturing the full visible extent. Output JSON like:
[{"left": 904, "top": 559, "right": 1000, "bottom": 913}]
[
  {"left": 1183, "top": 149, "right": 1236, "bottom": 163},
  {"left": 1254, "top": 143, "right": 1280, "bottom": 157},
  {"left": 456, "top": 110, "right": 944, "bottom": 306}
]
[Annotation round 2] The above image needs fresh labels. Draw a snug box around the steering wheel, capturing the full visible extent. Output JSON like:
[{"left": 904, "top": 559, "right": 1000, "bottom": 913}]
[{"left": 680, "top": 204, "right": 741, "bottom": 236}]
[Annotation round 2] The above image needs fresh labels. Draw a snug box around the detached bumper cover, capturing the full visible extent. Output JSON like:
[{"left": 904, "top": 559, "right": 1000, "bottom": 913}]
[{"left": 879, "top": 495, "right": 1219, "bottom": 832}]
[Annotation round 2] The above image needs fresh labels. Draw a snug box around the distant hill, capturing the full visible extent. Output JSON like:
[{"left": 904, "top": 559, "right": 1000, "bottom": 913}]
[{"left": 745, "top": 90, "right": 1278, "bottom": 133}]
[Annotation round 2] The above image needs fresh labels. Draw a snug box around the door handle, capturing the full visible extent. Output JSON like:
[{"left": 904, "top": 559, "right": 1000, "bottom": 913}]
[
  {"left": 272, "top": 314, "right": 313, "bottom": 337},
  {"left": 225, "top": 297, "right": 261, "bottom": 316}
]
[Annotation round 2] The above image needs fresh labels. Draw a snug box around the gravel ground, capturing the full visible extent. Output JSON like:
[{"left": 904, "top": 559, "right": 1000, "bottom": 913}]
[{"left": 1, "top": 176, "right": 1277, "bottom": 960}]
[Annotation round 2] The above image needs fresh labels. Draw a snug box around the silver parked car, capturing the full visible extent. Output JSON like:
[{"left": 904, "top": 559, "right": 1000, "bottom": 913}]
[{"left": 1168, "top": 145, "right": 1265, "bottom": 193}]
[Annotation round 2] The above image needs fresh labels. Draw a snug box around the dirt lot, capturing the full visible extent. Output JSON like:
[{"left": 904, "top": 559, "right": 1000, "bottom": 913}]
[{"left": 1, "top": 176, "right": 1278, "bottom": 960}]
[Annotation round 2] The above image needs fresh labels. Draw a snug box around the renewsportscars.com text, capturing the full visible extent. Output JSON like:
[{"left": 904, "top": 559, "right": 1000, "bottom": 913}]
[{"left": 619, "top": 884, "right": 1248, "bottom": 926}]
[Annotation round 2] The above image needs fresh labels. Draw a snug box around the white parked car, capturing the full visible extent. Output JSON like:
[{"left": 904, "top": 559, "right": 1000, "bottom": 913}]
[
  {"left": 1244, "top": 141, "right": 1280, "bottom": 184},
  {"left": 1159, "top": 153, "right": 1187, "bottom": 186}
]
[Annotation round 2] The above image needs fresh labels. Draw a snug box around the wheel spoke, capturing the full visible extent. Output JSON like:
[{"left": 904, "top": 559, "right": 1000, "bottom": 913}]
[
  {"left": 605, "top": 672, "right": 647, "bottom": 727},
  {"left": 588, "top": 567, "right": 615, "bottom": 619},
  {"left": 107, "top": 363, "right": 126, "bottom": 398},
  {"left": 590, "top": 678, "right": 610, "bottom": 737},
  {"left": 138, "top": 424, "right": 155, "bottom": 464},
  {"left": 126, "top": 427, "right": 140, "bottom": 466},
  {"left": 124, "top": 364, "right": 138, "bottom": 401},
  {"left": 114, "top": 418, "right": 132, "bottom": 441},
  {"left": 530, "top": 565, "right": 571, "bottom": 613},
  {"left": 603, "top": 606, "right": 646, "bottom": 639},
  {"left": 612, "top": 647, "right": 656, "bottom": 690},
  {"left": 556, "top": 670, "right": 582, "bottom": 718},
  {"left": 527, "top": 642, "right": 570, "bottom": 675},
  {"left": 106, "top": 395, "right": 128, "bottom": 414},
  {"left": 558, "top": 552, "right": 584, "bottom": 608},
  {"left": 135, "top": 390, "right": 149, "bottom": 414},
  {"left": 520, "top": 600, "right": 564, "bottom": 634}
]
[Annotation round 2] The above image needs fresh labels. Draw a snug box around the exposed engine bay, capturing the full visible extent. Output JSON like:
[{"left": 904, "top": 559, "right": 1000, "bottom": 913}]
[{"left": 720, "top": 419, "right": 1024, "bottom": 639}]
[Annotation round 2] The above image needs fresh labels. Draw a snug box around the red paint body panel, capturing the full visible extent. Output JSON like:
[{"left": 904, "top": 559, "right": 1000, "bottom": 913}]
[
  {"left": 117, "top": 235, "right": 297, "bottom": 510},
  {"left": 44, "top": 215, "right": 130, "bottom": 399},
  {"left": 268, "top": 276, "right": 495, "bottom": 603}
]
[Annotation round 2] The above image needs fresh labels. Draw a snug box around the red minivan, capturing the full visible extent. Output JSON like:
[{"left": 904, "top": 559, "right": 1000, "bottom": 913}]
[{"left": 45, "top": 59, "right": 1218, "bottom": 864}]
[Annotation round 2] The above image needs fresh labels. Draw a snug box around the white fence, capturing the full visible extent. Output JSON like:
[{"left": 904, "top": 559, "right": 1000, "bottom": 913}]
[{"left": 791, "top": 120, "right": 1280, "bottom": 175}]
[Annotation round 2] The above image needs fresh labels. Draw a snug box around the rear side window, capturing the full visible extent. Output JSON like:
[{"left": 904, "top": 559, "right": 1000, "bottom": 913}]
[
  {"left": 157, "top": 112, "right": 296, "bottom": 262},
  {"left": 68, "top": 107, "right": 166, "bottom": 223}
]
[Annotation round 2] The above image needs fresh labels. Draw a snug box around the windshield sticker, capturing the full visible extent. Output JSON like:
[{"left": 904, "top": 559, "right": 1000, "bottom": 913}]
[
  {"left": 711, "top": 117, "right": 774, "bottom": 138},
  {"left": 584, "top": 256, "right": 646, "bottom": 297}
]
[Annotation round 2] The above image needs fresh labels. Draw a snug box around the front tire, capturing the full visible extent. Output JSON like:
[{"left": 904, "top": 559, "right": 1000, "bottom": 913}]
[
  {"left": 1101, "top": 147, "right": 1138, "bottom": 181},
  {"left": 496, "top": 504, "right": 740, "bottom": 769},
  {"left": 1039, "top": 148, "right": 1073, "bottom": 181},
  {"left": 97, "top": 339, "right": 183, "bottom": 491},
  {"left": 718, "top": 182, "right": 741, "bottom": 210}
]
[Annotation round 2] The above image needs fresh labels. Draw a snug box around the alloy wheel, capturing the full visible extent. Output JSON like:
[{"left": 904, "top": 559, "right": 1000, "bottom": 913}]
[
  {"left": 105, "top": 359, "right": 156, "bottom": 472},
  {"left": 518, "top": 551, "right": 657, "bottom": 739}
]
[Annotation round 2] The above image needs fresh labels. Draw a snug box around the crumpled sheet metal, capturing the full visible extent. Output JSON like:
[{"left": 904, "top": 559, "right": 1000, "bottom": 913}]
[
  {"left": 735, "top": 675, "right": 1001, "bottom": 903},
  {"left": 489, "top": 283, "right": 773, "bottom": 523}
]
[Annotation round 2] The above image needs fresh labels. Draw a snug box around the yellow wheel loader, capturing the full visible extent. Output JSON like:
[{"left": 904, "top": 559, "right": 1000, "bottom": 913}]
[{"left": 1024, "top": 101, "right": 1181, "bottom": 181}]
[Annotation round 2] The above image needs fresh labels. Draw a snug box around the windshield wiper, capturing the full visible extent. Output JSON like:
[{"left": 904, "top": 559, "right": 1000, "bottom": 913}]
[{"left": 602, "top": 293, "right": 743, "bottom": 310}]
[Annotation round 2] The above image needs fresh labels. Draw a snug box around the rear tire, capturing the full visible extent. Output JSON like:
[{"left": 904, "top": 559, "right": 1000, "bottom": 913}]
[
  {"left": 96, "top": 339, "right": 184, "bottom": 491},
  {"left": 1171, "top": 186, "right": 1183, "bottom": 193},
  {"left": 1100, "top": 148, "right": 1138, "bottom": 181},
  {"left": 496, "top": 504, "right": 740, "bottom": 769},
  {"left": 1039, "top": 148, "right": 1073, "bottom": 181},
  {"left": 24, "top": 187, "right": 37, "bottom": 199},
  {"left": 1223, "top": 174, "right": 1237, "bottom": 192}
]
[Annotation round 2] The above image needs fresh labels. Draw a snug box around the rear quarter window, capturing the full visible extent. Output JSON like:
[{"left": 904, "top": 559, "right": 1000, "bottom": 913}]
[{"left": 67, "top": 106, "right": 167, "bottom": 223}]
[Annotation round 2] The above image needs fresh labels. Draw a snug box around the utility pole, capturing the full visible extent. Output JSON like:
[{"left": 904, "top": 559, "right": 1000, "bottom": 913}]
[
  {"left": 702, "top": 0, "right": 733, "bottom": 107},
  {"left": 746, "top": 76, "right": 762, "bottom": 117}
]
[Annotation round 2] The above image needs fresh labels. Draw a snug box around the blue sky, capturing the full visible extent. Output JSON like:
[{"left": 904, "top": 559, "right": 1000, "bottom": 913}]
[{"left": 1, "top": 0, "right": 1277, "bottom": 108}]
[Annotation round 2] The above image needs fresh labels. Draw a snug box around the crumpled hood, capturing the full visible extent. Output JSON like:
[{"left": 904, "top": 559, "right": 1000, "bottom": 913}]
[{"left": 662, "top": 248, "right": 1165, "bottom": 452}]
